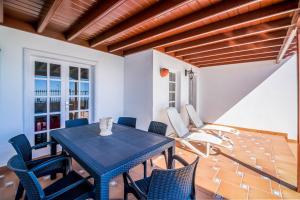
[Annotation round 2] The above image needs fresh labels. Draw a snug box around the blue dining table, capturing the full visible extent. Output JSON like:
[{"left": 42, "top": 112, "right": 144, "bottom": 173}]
[{"left": 50, "top": 123, "right": 175, "bottom": 200}]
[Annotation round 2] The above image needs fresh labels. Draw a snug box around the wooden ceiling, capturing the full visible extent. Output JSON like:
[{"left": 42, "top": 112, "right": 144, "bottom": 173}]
[{"left": 0, "top": 0, "right": 299, "bottom": 67}]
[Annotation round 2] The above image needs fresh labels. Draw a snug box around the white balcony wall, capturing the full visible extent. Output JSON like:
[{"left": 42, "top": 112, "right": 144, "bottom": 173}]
[
  {"left": 198, "top": 56, "right": 297, "bottom": 140},
  {"left": 0, "top": 26, "right": 124, "bottom": 166}
]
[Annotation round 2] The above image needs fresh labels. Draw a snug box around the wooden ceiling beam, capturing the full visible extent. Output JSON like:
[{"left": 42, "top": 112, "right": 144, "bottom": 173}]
[
  {"left": 165, "top": 18, "right": 292, "bottom": 53},
  {"left": 37, "top": 0, "right": 64, "bottom": 33},
  {"left": 189, "top": 46, "right": 281, "bottom": 64},
  {"left": 66, "top": 0, "right": 126, "bottom": 41},
  {"left": 175, "top": 29, "right": 287, "bottom": 57},
  {"left": 197, "top": 48, "right": 295, "bottom": 67},
  {"left": 123, "top": 0, "right": 298, "bottom": 56},
  {"left": 0, "top": 0, "right": 3, "bottom": 23},
  {"left": 192, "top": 52, "right": 279, "bottom": 65},
  {"left": 107, "top": 0, "right": 259, "bottom": 52},
  {"left": 184, "top": 38, "right": 285, "bottom": 61},
  {"left": 90, "top": 0, "right": 190, "bottom": 47},
  {"left": 196, "top": 57, "right": 277, "bottom": 68}
]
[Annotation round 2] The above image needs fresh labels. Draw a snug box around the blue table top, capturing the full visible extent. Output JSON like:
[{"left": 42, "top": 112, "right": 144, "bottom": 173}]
[{"left": 50, "top": 123, "right": 174, "bottom": 175}]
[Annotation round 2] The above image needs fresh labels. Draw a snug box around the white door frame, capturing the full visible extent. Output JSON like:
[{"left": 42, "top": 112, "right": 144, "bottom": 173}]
[{"left": 23, "top": 48, "right": 96, "bottom": 146}]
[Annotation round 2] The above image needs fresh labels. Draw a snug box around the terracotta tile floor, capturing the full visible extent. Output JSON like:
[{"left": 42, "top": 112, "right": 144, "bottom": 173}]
[{"left": 0, "top": 129, "right": 299, "bottom": 200}]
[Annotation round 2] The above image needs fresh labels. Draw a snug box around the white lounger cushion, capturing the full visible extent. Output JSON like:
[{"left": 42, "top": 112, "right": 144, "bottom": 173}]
[
  {"left": 167, "top": 107, "right": 190, "bottom": 138},
  {"left": 185, "top": 104, "right": 204, "bottom": 128},
  {"left": 185, "top": 130, "right": 223, "bottom": 144},
  {"left": 185, "top": 104, "right": 239, "bottom": 135}
]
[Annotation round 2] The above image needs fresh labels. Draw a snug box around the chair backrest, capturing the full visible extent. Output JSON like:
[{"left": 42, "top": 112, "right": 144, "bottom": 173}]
[
  {"left": 7, "top": 155, "right": 45, "bottom": 200},
  {"left": 65, "top": 118, "right": 88, "bottom": 128},
  {"left": 147, "top": 156, "right": 199, "bottom": 200},
  {"left": 148, "top": 121, "right": 167, "bottom": 136},
  {"left": 185, "top": 104, "right": 204, "bottom": 128},
  {"left": 166, "top": 108, "right": 189, "bottom": 137},
  {"left": 9, "top": 134, "right": 32, "bottom": 162},
  {"left": 117, "top": 117, "right": 136, "bottom": 128}
]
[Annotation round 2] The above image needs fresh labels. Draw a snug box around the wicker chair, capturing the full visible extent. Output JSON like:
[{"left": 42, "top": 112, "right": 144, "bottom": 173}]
[
  {"left": 148, "top": 121, "right": 168, "bottom": 166},
  {"left": 124, "top": 155, "right": 199, "bottom": 200},
  {"left": 7, "top": 155, "right": 94, "bottom": 200},
  {"left": 117, "top": 117, "right": 137, "bottom": 128},
  {"left": 65, "top": 118, "right": 88, "bottom": 128},
  {"left": 9, "top": 134, "right": 69, "bottom": 200}
]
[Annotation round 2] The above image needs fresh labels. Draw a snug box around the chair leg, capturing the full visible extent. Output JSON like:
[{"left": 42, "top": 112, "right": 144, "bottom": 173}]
[
  {"left": 162, "top": 151, "right": 168, "bottom": 168},
  {"left": 123, "top": 173, "right": 129, "bottom": 200},
  {"left": 15, "top": 183, "right": 24, "bottom": 200},
  {"left": 143, "top": 161, "right": 147, "bottom": 178}
]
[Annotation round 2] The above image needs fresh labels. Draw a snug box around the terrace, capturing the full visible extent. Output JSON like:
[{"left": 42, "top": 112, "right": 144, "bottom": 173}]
[{"left": 0, "top": 0, "right": 299, "bottom": 199}]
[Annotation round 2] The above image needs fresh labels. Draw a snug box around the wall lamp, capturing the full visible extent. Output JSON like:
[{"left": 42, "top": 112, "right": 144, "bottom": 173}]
[{"left": 185, "top": 68, "right": 194, "bottom": 80}]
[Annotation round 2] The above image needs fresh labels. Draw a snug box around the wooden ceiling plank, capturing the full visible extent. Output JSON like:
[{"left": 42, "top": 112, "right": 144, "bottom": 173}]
[
  {"left": 90, "top": 0, "right": 191, "bottom": 47},
  {"left": 184, "top": 38, "right": 286, "bottom": 60},
  {"left": 66, "top": 0, "right": 127, "bottom": 41},
  {"left": 175, "top": 29, "right": 287, "bottom": 57},
  {"left": 123, "top": 0, "right": 298, "bottom": 56},
  {"left": 165, "top": 18, "right": 292, "bottom": 53},
  {"left": 0, "top": 0, "right": 3, "bottom": 23},
  {"left": 277, "top": 7, "right": 300, "bottom": 63},
  {"left": 37, "top": 0, "right": 64, "bottom": 33},
  {"left": 189, "top": 46, "right": 281, "bottom": 64},
  {"left": 108, "top": 0, "right": 259, "bottom": 52},
  {"left": 192, "top": 51, "right": 279, "bottom": 65},
  {"left": 196, "top": 57, "right": 276, "bottom": 68}
]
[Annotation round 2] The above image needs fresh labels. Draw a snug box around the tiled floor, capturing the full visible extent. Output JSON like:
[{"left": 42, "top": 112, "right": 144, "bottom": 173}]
[{"left": 0, "top": 129, "right": 299, "bottom": 200}]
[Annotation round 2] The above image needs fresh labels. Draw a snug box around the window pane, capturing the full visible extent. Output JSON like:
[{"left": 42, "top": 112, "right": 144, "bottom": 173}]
[
  {"left": 169, "top": 72, "right": 175, "bottom": 82},
  {"left": 69, "top": 82, "right": 78, "bottom": 96},
  {"left": 50, "top": 81, "right": 61, "bottom": 96},
  {"left": 50, "top": 114, "right": 60, "bottom": 129},
  {"left": 80, "top": 111, "right": 89, "bottom": 119},
  {"left": 50, "top": 64, "right": 61, "bottom": 79},
  {"left": 80, "top": 68, "right": 89, "bottom": 81},
  {"left": 80, "top": 82, "right": 89, "bottom": 95},
  {"left": 35, "top": 80, "right": 47, "bottom": 96},
  {"left": 35, "top": 98, "right": 47, "bottom": 114},
  {"left": 69, "top": 112, "right": 78, "bottom": 120},
  {"left": 50, "top": 97, "right": 60, "bottom": 112},
  {"left": 35, "top": 61, "right": 47, "bottom": 78},
  {"left": 80, "top": 97, "right": 89, "bottom": 110},
  {"left": 69, "top": 97, "right": 78, "bottom": 111},
  {"left": 35, "top": 116, "right": 47, "bottom": 132},
  {"left": 70, "top": 67, "right": 78, "bottom": 80},
  {"left": 169, "top": 93, "right": 175, "bottom": 101},
  {"left": 169, "top": 102, "right": 175, "bottom": 107},
  {"left": 169, "top": 82, "right": 175, "bottom": 91}
]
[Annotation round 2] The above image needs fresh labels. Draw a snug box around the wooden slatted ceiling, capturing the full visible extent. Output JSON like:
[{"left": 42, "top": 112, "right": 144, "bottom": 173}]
[
  {"left": 0, "top": 0, "right": 299, "bottom": 68},
  {"left": 79, "top": 0, "right": 158, "bottom": 41},
  {"left": 48, "top": 0, "right": 98, "bottom": 33},
  {"left": 88, "top": 0, "right": 219, "bottom": 47}
]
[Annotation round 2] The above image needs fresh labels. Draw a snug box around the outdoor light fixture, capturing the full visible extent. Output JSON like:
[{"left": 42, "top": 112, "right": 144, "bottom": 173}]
[
  {"left": 185, "top": 68, "right": 194, "bottom": 80},
  {"left": 160, "top": 67, "right": 169, "bottom": 77}
]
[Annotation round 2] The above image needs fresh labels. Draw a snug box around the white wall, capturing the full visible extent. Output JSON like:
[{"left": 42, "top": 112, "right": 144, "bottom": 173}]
[
  {"left": 198, "top": 56, "right": 297, "bottom": 139},
  {"left": 124, "top": 50, "right": 153, "bottom": 130},
  {"left": 0, "top": 26, "right": 124, "bottom": 166},
  {"left": 152, "top": 50, "right": 200, "bottom": 135}
]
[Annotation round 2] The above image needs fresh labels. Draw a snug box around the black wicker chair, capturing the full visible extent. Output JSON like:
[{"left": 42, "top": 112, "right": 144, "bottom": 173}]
[
  {"left": 147, "top": 121, "right": 168, "bottom": 166},
  {"left": 117, "top": 117, "right": 137, "bottom": 128},
  {"left": 8, "top": 134, "right": 68, "bottom": 200},
  {"left": 7, "top": 155, "right": 94, "bottom": 200},
  {"left": 124, "top": 155, "right": 199, "bottom": 200}
]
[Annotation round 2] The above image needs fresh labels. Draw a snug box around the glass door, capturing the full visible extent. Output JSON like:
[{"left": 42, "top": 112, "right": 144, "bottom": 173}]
[
  {"left": 33, "top": 59, "right": 64, "bottom": 145},
  {"left": 31, "top": 57, "right": 92, "bottom": 146},
  {"left": 67, "top": 65, "right": 91, "bottom": 121}
]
